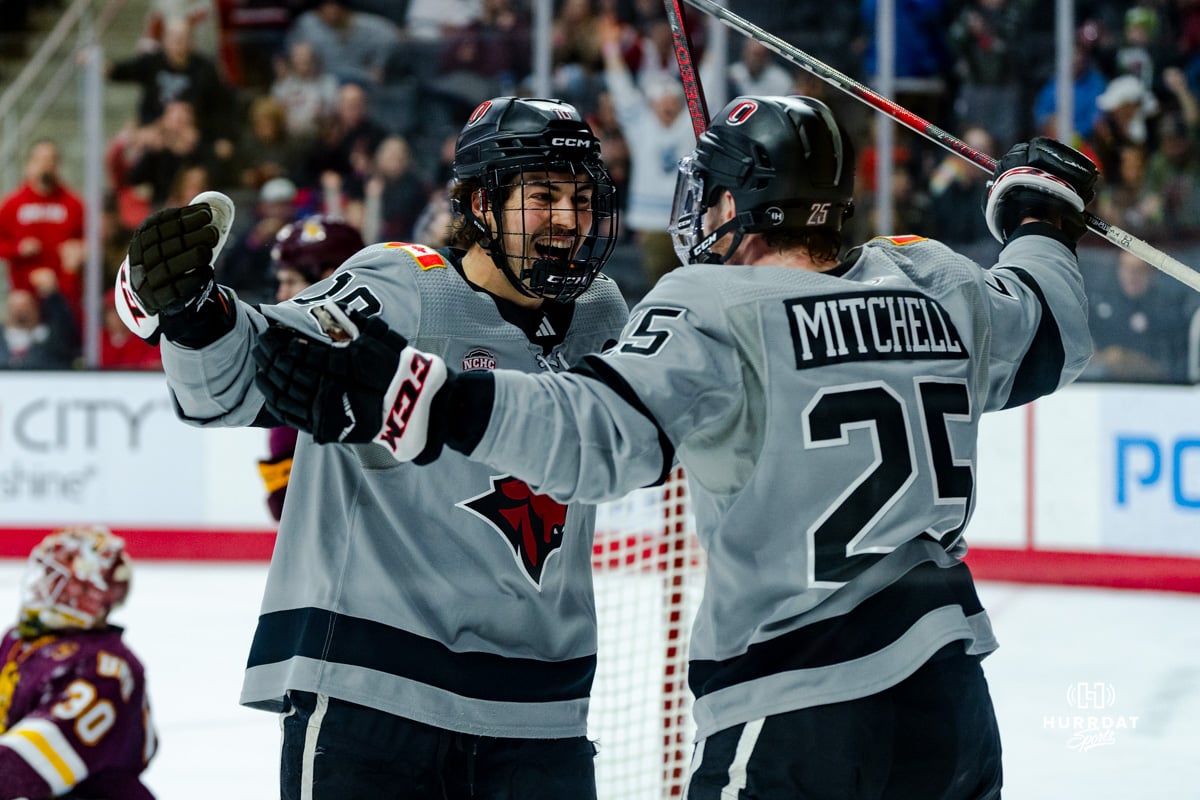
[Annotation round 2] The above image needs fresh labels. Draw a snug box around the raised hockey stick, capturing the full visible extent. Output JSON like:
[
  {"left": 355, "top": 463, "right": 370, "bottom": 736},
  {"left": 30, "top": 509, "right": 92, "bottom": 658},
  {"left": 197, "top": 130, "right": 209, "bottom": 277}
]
[
  {"left": 663, "top": 0, "right": 710, "bottom": 136},
  {"left": 680, "top": 0, "right": 1200, "bottom": 293}
]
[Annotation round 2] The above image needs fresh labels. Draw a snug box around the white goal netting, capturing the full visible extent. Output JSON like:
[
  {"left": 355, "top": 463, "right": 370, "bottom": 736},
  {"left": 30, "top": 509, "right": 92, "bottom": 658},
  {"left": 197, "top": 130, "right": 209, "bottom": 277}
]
[{"left": 589, "top": 467, "right": 705, "bottom": 799}]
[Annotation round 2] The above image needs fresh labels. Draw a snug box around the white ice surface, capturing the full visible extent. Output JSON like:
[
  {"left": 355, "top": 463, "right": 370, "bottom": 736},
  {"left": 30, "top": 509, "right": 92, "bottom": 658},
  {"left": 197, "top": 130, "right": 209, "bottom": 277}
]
[{"left": 0, "top": 561, "right": 1196, "bottom": 798}]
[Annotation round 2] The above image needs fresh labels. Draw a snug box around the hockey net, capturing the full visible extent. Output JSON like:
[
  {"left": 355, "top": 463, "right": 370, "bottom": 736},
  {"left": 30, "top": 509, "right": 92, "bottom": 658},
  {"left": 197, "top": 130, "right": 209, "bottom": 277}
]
[{"left": 589, "top": 467, "right": 705, "bottom": 799}]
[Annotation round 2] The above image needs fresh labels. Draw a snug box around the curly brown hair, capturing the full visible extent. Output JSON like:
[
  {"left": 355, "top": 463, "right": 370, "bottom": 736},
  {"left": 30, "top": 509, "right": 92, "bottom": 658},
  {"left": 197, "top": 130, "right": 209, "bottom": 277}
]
[
  {"left": 760, "top": 227, "right": 844, "bottom": 264},
  {"left": 447, "top": 179, "right": 482, "bottom": 248}
]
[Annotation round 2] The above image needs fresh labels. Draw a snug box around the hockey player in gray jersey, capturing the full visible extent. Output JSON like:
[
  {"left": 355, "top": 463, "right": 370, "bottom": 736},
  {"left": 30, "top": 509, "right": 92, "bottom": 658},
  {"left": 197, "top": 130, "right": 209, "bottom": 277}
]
[
  {"left": 113, "top": 97, "right": 625, "bottom": 799},
  {"left": 251, "top": 95, "right": 1098, "bottom": 798}
]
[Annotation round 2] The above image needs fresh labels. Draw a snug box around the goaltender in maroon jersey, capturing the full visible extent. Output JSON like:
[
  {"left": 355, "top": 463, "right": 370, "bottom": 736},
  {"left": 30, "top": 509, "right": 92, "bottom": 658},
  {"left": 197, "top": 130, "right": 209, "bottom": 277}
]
[{"left": 0, "top": 527, "right": 157, "bottom": 800}]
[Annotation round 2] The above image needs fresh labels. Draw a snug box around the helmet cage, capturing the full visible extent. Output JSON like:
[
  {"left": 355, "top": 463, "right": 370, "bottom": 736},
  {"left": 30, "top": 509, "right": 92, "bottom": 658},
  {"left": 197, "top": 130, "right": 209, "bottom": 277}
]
[
  {"left": 452, "top": 97, "right": 619, "bottom": 301},
  {"left": 471, "top": 160, "right": 618, "bottom": 302},
  {"left": 19, "top": 527, "right": 131, "bottom": 637}
]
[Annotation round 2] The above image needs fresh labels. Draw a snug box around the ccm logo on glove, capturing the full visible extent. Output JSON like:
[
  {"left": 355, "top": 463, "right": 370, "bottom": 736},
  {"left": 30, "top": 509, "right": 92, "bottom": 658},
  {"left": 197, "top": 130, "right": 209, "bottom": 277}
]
[
  {"left": 380, "top": 351, "right": 439, "bottom": 448},
  {"left": 373, "top": 343, "right": 449, "bottom": 462}
]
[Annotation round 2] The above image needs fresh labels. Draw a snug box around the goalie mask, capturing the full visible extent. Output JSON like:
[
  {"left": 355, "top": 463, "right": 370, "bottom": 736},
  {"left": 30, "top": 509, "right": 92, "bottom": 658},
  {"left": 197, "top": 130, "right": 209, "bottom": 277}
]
[
  {"left": 452, "top": 97, "right": 618, "bottom": 302},
  {"left": 18, "top": 527, "right": 132, "bottom": 638},
  {"left": 669, "top": 95, "right": 855, "bottom": 265}
]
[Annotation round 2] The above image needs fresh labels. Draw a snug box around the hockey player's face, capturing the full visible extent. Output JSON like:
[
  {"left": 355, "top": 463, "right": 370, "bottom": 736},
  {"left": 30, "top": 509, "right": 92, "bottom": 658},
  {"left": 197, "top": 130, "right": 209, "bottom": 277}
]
[{"left": 497, "top": 169, "right": 595, "bottom": 276}]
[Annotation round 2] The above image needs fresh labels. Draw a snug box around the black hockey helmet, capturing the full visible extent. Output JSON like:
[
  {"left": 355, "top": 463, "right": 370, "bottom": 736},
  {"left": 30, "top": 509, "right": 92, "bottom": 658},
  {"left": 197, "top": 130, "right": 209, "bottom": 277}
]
[
  {"left": 452, "top": 96, "right": 618, "bottom": 302},
  {"left": 669, "top": 95, "right": 855, "bottom": 265},
  {"left": 272, "top": 215, "right": 365, "bottom": 285}
]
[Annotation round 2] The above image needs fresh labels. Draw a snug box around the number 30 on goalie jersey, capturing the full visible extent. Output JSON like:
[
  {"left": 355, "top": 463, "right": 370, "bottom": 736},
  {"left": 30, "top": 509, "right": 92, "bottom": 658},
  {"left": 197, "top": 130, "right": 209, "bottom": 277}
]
[{"left": 0, "top": 631, "right": 156, "bottom": 798}]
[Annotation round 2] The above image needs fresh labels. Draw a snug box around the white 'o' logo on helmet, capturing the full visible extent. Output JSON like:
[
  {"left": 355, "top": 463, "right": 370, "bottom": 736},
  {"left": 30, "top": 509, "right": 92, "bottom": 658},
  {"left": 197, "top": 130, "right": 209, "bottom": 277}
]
[{"left": 766, "top": 207, "right": 785, "bottom": 225}]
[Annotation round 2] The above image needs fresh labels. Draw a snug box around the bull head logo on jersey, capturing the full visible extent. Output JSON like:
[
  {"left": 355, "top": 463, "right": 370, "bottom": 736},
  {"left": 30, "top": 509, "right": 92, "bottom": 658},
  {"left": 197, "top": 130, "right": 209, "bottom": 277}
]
[{"left": 458, "top": 476, "right": 568, "bottom": 588}]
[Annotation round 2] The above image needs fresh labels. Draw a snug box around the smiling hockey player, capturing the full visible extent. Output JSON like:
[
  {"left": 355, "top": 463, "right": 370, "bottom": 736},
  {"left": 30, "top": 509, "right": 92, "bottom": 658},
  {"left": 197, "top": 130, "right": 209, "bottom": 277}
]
[{"left": 115, "top": 96, "right": 626, "bottom": 799}]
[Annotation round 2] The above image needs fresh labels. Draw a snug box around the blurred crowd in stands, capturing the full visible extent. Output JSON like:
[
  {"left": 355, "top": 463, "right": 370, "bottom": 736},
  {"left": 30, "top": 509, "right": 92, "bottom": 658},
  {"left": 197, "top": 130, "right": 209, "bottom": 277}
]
[{"left": 1, "top": 0, "right": 1199, "bottom": 384}]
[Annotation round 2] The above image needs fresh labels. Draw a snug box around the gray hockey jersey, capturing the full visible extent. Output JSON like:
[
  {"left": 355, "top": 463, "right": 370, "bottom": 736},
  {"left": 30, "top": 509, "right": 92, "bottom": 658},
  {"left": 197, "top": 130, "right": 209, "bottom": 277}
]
[
  {"left": 160, "top": 242, "right": 628, "bottom": 738},
  {"left": 467, "top": 232, "right": 1092, "bottom": 741}
]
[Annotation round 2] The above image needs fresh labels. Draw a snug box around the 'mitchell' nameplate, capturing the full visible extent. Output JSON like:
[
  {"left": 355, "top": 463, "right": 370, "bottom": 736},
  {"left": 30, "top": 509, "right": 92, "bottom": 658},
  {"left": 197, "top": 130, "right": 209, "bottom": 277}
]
[{"left": 785, "top": 290, "right": 966, "bottom": 368}]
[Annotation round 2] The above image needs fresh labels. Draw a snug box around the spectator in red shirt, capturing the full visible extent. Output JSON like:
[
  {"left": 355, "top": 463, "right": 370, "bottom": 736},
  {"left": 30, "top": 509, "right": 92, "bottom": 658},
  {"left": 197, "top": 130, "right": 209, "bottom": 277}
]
[{"left": 0, "top": 140, "right": 86, "bottom": 325}]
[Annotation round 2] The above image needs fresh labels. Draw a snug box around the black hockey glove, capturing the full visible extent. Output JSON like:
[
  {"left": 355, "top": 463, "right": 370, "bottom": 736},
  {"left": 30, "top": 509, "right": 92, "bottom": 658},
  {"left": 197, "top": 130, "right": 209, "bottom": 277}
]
[
  {"left": 252, "top": 304, "right": 452, "bottom": 464},
  {"left": 129, "top": 203, "right": 219, "bottom": 315},
  {"left": 983, "top": 137, "right": 1099, "bottom": 245},
  {"left": 128, "top": 202, "right": 237, "bottom": 347}
]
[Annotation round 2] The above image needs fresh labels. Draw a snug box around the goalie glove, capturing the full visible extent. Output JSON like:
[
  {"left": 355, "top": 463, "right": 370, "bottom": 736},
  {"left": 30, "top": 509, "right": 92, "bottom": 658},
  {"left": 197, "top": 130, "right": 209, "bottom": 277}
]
[
  {"left": 983, "top": 137, "right": 1099, "bottom": 245},
  {"left": 114, "top": 191, "right": 236, "bottom": 344},
  {"left": 252, "top": 302, "right": 451, "bottom": 463}
]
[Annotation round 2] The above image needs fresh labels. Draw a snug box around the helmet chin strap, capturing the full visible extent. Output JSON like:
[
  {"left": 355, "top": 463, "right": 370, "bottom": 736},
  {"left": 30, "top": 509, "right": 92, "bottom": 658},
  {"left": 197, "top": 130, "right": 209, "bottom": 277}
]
[
  {"left": 690, "top": 216, "right": 748, "bottom": 265},
  {"left": 482, "top": 211, "right": 585, "bottom": 301},
  {"left": 484, "top": 237, "right": 544, "bottom": 300}
]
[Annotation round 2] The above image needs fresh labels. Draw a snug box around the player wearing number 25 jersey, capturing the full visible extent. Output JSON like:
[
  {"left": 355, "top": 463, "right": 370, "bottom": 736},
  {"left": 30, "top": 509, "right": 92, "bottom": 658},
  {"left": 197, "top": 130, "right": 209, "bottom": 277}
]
[
  {"left": 250, "top": 95, "right": 1098, "bottom": 798},
  {"left": 461, "top": 98, "right": 1097, "bottom": 798}
]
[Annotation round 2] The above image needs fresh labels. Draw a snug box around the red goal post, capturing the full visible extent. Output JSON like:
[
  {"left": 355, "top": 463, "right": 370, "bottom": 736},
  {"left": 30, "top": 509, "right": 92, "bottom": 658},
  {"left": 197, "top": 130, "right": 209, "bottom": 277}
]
[{"left": 590, "top": 467, "right": 702, "bottom": 799}]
